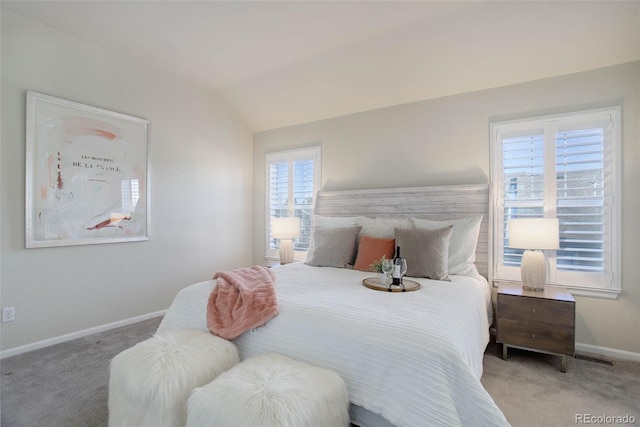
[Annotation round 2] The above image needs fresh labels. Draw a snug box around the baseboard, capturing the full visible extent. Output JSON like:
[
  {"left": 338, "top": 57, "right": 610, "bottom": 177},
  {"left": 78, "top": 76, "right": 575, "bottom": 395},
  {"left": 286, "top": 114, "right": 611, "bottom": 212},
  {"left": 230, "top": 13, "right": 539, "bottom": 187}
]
[
  {"left": 575, "top": 342, "right": 640, "bottom": 363},
  {"left": 490, "top": 328, "right": 640, "bottom": 362},
  {"left": 0, "top": 310, "right": 166, "bottom": 359}
]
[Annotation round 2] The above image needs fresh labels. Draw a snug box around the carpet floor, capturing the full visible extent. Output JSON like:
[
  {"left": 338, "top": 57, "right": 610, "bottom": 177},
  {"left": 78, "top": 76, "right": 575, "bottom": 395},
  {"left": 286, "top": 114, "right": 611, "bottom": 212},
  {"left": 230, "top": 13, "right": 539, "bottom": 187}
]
[
  {"left": 1, "top": 317, "right": 161, "bottom": 427},
  {"left": 1, "top": 317, "right": 639, "bottom": 427},
  {"left": 482, "top": 342, "right": 640, "bottom": 426}
]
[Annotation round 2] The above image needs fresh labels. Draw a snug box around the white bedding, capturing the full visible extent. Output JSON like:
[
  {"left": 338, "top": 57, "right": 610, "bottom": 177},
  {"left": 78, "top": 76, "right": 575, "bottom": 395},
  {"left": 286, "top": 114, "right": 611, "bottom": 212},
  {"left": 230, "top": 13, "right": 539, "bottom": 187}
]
[{"left": 158, "top": 263, "right": 509, "bottom": 427}]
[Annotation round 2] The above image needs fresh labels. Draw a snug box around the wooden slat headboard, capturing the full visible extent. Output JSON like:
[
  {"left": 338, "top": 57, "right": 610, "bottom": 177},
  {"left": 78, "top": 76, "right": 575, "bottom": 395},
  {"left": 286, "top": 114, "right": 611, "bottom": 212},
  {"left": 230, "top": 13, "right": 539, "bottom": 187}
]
[{"left": 313, "top": 184, "right": 491, "bottom": 278}]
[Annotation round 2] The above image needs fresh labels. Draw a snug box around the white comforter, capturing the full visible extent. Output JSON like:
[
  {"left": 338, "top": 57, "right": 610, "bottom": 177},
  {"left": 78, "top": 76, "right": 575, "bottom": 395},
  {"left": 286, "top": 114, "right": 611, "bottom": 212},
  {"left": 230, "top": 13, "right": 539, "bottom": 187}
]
[{"left": 158, "top": 263, "right": 509, "bottom": 427}]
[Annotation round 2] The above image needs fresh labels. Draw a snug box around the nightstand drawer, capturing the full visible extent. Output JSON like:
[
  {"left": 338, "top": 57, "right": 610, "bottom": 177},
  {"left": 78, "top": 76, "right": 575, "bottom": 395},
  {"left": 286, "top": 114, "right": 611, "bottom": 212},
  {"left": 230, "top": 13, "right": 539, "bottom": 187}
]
[
  {"left": 498, "top": 294, "right": 574, "bottom": 327},
  {"left": 497, "top": 319, "right": 575, "bottom": 355}
]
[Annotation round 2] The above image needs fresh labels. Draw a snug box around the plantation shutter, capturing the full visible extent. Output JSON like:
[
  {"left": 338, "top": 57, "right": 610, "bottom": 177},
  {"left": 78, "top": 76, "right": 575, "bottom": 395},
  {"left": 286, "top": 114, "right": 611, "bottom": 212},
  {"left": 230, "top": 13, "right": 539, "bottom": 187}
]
[
  {"left": 268, "top": 161, "right": 289, "bottom": 250},
  {"left": 266, "top": 147, "right": 321, "bottom": 257},
  {"left": 555, "top": 127, "right": 607, "bottom": 274},
  {"left": 492, "top": 107, "right": 619, "bottom": 296},
  {"left": 291, "top": 159, "right": 315, "bottom": 250},
  {"left": 501, "top": 133, "right": 545, "bottom": 268}
]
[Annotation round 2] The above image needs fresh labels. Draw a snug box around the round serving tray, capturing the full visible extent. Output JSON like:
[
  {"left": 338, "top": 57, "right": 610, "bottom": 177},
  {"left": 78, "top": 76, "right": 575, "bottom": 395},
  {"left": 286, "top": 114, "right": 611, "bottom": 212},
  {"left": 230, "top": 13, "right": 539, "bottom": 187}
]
[{"left": 362, "top": 277, "right": 421, "bottom": 292}]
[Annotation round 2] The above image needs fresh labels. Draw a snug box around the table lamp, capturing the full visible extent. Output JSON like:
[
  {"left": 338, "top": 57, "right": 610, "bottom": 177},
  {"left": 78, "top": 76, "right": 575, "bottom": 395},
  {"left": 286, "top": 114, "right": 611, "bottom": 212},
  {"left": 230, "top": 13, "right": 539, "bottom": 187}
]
[
  {"left": 508, "top": 218, "right": 559, "bottom": 291},
  {"left": 272, "top": 217, "right": 300, "bottom": 264}
]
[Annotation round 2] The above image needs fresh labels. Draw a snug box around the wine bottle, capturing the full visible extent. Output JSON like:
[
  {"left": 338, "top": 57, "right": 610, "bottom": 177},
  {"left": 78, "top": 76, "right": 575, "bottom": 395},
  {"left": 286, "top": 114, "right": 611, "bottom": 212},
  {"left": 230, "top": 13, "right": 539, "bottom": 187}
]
[{"left": 392, "top": 246, "right": 402, "bottom": 286}]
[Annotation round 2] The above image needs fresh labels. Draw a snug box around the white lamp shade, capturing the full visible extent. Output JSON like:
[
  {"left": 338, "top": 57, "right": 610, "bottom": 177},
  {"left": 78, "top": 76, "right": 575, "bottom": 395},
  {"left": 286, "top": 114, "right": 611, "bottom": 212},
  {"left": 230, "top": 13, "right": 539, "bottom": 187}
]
[
  {"left": 508, "top": 218, "right": 559, "bottom": 250},
  {"left": 272, "top": 217, "right": 300, "bottom": 239}
]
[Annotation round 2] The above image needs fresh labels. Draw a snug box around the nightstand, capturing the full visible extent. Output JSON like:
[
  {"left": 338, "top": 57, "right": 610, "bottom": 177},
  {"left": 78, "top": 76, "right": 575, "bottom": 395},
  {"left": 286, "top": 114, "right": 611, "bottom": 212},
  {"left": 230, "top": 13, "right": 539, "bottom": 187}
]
[{"left": 496, "top": 282, "right": 575, "bottom": 372}]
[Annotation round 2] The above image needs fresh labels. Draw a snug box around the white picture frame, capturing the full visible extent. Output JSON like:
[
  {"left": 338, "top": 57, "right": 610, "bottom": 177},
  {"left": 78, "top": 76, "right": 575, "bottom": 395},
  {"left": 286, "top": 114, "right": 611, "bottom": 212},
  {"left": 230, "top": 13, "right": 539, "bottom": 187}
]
[{"left": 25, "top": 91, "right": 150, "bottom": 248}]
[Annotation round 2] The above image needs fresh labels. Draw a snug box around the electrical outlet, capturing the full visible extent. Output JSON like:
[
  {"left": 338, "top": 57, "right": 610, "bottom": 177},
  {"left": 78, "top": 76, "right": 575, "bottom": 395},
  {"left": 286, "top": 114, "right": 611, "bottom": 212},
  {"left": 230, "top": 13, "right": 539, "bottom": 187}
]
[{"left": 2, "top": 307, "right": 15, "bottom": 323}]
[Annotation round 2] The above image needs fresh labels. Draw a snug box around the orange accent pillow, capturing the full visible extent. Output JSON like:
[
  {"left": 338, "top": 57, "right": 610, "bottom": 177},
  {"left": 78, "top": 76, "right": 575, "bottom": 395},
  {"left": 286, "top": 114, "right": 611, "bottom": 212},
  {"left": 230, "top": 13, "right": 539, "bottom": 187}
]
[{"left": 353, "top": 236, "right": 396, "bottom": 272}]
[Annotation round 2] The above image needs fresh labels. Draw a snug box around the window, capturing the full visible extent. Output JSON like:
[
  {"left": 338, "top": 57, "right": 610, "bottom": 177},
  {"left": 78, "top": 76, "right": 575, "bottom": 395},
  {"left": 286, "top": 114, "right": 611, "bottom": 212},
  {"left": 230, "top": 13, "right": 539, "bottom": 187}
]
[
  {"left": 490, "top": 107, "right": 621, "bottom": 298},
  {"left": 265, "top": 146, "right": 321, "bottom": 260}
]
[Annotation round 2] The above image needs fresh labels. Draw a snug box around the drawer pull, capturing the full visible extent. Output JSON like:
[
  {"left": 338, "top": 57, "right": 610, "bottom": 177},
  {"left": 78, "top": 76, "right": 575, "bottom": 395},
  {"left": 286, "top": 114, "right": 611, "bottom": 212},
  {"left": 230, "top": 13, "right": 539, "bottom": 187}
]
[
  {"left": 531, "top": 309, "right": 536, "bottom": 313},
  {"left": 531, "top": 334, "right": 536, "bottom": 338}
]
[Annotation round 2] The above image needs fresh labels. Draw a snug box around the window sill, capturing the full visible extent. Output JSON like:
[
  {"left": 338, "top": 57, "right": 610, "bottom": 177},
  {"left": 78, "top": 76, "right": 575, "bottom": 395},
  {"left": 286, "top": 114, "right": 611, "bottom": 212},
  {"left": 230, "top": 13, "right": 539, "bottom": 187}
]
[
  {"left": 562, "top": 285, "right": 620, "bottom": 300},
  {"left": 263, "top": 254, "right": 307, "bottom": 264},
  {"left": 493, "top": 279, "right": 620, "bottom": 300}
]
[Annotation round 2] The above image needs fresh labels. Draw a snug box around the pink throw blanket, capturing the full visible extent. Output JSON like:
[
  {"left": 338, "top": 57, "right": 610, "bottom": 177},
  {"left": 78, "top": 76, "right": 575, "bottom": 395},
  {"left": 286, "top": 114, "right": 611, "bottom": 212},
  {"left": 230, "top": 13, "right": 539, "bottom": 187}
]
[{"left": 207, "top": 265, "right": 279, "bottom": 340}]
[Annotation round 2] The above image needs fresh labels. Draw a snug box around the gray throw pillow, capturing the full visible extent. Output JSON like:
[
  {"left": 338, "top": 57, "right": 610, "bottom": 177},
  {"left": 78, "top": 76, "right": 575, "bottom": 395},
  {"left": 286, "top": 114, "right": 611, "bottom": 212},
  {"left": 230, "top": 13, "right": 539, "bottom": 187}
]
[
  {"left": 306, "top": 226, "right": 363, "bottom": 268},
  {"left": 394, "top": 226, "right": 454, "bottom": 280}
]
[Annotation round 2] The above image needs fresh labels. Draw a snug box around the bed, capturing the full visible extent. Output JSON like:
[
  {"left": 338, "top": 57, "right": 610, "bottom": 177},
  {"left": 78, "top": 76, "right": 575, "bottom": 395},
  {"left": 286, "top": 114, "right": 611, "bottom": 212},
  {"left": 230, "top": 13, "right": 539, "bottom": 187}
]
[{"left": 158, "top": 184, "right": 510, "bottom": 427}]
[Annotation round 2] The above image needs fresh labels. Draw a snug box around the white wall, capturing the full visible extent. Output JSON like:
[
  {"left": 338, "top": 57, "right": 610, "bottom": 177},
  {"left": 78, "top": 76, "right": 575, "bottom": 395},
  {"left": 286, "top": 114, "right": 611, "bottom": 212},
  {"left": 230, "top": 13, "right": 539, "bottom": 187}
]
[
  {"left": 253, "top": 62, "right": 640, "bottom": 355},
  {"left": 0, "top": 10, "right": 253, "bottom": 352}
]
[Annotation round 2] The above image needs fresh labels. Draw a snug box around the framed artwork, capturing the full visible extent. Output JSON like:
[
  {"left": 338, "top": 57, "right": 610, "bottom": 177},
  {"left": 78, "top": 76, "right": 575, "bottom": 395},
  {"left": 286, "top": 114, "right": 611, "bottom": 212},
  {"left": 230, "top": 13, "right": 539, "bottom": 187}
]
[{"left": 25, "top": 91, "right": 150, "bottom": 248}]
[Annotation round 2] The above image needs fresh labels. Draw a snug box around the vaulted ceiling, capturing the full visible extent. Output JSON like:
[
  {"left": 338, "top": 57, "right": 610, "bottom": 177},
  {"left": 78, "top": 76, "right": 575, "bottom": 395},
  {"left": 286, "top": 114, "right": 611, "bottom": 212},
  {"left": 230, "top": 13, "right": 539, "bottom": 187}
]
[{"left": 3, "top": 1, "right": 638, "bottom": 131}]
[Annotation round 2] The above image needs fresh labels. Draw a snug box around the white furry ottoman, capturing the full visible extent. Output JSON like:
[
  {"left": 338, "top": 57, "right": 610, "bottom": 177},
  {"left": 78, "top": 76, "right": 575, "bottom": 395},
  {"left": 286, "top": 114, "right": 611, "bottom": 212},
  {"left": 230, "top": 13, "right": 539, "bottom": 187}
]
[
  {"left": 108, "top": 329, "right": 239, "bottom": 427},
  {"left": 186, "top": 352, "right": 350, "bottom": 427}
]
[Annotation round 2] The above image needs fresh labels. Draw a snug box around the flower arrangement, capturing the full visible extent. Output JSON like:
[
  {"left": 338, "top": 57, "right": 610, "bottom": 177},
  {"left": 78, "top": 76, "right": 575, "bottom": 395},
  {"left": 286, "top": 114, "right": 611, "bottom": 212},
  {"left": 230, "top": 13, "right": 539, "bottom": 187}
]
[{"left": 369, "top": 255, "right": 387, "bottom": 273}]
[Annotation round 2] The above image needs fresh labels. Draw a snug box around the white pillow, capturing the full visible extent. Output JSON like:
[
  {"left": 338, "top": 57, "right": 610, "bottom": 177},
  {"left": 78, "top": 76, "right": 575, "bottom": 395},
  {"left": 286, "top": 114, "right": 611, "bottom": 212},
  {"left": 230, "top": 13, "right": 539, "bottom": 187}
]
[
  {"left": 357, "top": 216, "right": 412, "bottom": 238},
  {"left": 306, "top": 215, "right": 365, "bottom": 261},
  {"left": 411, "top": 215, "right": 483, "bottom": 276}
]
